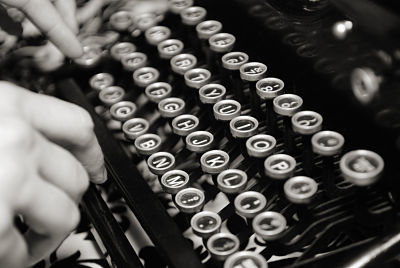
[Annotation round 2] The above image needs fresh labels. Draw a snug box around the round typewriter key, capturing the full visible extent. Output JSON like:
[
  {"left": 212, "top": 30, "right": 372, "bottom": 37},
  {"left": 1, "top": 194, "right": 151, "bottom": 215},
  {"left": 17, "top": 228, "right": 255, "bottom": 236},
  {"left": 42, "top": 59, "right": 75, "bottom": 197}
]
[
  {"left": 158, "top": 97, "right": 186, "bottom": 118},
  {"left": 256, "top": 77, "right": 284, "bottom": 100},
  {"left": 89, "top": 73, "right": 114, "bottom": 91},
  {"left": 133, "top": 12, "right": 157, "bottom": 31},
  {"left": 181, "top": 6, "right": 207, "bottom": 26},
  {"left": 145, "top": 82, "right": 172, "bottom": 103},
  {"left": 158, "top": 39, "right": 184, "bottom": 59},
  {"left": 252, "top": 211, "right": 286, "bottom": 241},
  {"left": 351, "top": 67, "right": 380, "bottom": 105},
  {"left": 184, "top": 68, "right": 212, "bottom": 89},
  {"left": 264, "top": 154, "right": 296, "bottom": 180},
  {"left": 213, "top": 100, "right": 241, "bottom": 121},
  {"left": 230, "top": 116, "right": 259, "bottom": 139},
  {"left": 217, "top": 169, "right": 248, "bottom": 194},
  {"left": 312, "top": 131, "right": 345, "bottom": 156},
  {"left": 234, "top": 191, "right": 267, "bottom": 219},
  {"left": 110, "top": 101, "right": 136, "bottom": 122},
  {"left": 172, "top": 114, "right": 199, "bottom": 136},
  {"left": 145, "top": 26, "right": 171, "bottom": 46},
  {"left": 110, "top": 10, "right": 132, "bottom": 31},
  {"left": 74, "top": 44, "right": 102, "bottom": 68},
  {"left": 134, "top": 133, "right": 162, "bottom": 156},
  {"left": 207, "top": 233, "right": 240, "bottom": 261},
  {"left": 99, "top": 86, "right": 125, "bottom": 106},
  {"left": 191, "top": 211, "right": 221, "bottom": 239},
  {"left": 292, "top": 111, "right": 323, "bottom": 135},
  {"left": 239, "top": 62, "right": 267, "bottom": 82},
  {"left": 122, "top": 118, "right": 150, "bottom": 140},
  {"left": 186, "top": 131, "right": 214, "bottom": 153},
  {"left": 200, "top": 150, "right": 230, "bottom": 174},
  {"left": 171, "top": 53, "right": 197, "bottom": 75},
  {"left": 147, "top": 152, "right": 176, "bottom": 176},
  {"left": 196, "top": 20, "right": 222, "bottom": 40},
  {"left": 133, "top": 67, "right": 160, "bottom": 88},
  {"left": 121, "top": 52, "right": 147, "bottom": 72},
  {"left": 284, "top": 176, "right": 318, "bottom": 204},
  {"left": 110, "top": 42, "right": 136, "bottom": 61},
  {"left": 209, "top": 33, "right": 236, "bottom": 53},
  {"left": 224, "top": 251, "right": 267, "bottom": 268},
  {"left": 246, "top": 134, "right": 276, "bottom": 158},
  {"left": 340, "top": 150, "right": 384, "bottom": 186},
  {"left": 160, "top": 170, "right": 190, "bottom": 194},
  {"left": 222, "top": 51, "right": 249, "bottom": 71},
  {"left": 169, "top": 0, "right": 193, "bottom": 14},
  {"left": 175, "top": 187, "right": 205, "bottom": 213},
  {"left": 273, "top": 94, "right": 303, "bottom": 116},
  {"left": 199, "top": 84, "right": 226, "bottom": 104}
]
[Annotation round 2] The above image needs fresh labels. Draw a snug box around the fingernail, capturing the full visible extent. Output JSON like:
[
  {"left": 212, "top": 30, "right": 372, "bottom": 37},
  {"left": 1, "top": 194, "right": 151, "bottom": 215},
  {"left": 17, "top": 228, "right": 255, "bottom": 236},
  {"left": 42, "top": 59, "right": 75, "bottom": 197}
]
[{"left": 92, "top": 168, "right": 108, "bottom": 184}]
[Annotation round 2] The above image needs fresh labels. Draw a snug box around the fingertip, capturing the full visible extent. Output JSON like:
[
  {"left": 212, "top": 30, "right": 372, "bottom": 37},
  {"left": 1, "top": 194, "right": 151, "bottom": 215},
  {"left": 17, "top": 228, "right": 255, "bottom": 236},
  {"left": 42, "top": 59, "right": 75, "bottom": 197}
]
[{"left": 91, "top": 167, "right": 108, "bottom": 184}]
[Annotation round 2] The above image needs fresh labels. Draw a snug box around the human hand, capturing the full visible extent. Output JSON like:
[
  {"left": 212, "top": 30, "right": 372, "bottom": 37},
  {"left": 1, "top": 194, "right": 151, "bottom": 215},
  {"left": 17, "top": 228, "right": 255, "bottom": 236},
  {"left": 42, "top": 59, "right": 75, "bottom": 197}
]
[{"left": 0, "top": 82, "right": 106, "bottom": 267}]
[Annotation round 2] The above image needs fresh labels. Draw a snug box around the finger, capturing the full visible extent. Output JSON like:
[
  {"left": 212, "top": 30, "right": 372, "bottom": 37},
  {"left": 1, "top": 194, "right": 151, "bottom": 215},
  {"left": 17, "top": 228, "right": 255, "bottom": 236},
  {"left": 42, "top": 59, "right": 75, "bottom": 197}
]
[
  {"left": 76, "top": 0, "right": 104, "bottom": 24},
  {"left": 54, "top": 0, "right": 78, "bottom": 33}
]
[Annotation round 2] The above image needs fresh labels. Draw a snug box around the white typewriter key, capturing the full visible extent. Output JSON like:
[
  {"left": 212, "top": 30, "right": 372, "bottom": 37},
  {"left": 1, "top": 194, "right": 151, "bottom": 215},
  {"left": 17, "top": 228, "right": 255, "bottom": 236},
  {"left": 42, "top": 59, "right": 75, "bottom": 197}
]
[
  {"left": 200, "top": 150, "right": 230, "bottom": 174},
  {"left": 121, "top": 52, "right": 148, "bottom": 72},
  {"left": 222, "top": 51, "right": 249, "bottom": 71},
  {"left": 224, "top": 251, "right": 268, "bottom": 268},
  {"left": 145, "top": 82, "right": 172, "bottom": 103},
  {"left": 160, "top": 170, "right": 190, "bottom": 194},
  {"left": 158, "top": 97, "right": 186, "bottom": 118},
  {"left": 74, "top": 44, "right": 102, "bottom": 68},
  {"left": 213, "top": 100, "right": 241, "bottom": 121},
  {"left": 110, "top": 101, "right": 136, "bottom": 122},
  {"left": 256, "top": 77, "right": 285, "bottom": 100},
  {"left": 273, "top": 94, "right": 303, "bottom": 116},
  {"left": 340, "top": 150, "right": 384, "bottom": 186},
  {"left": 246, "top": 134, "right": 277, "bottom": 158},
  {"left": 292, "top": 111, "right": 323, "bottom": 135},
  {"left": 207, "top": 233, "right": 240, "bottom": 261},
  {"left": 171, "top": 53, "right": 197, "bottom": 75},
  {"left": 133, "top": 67, "right": 160, "bottom": 88},
  {"left": 264, "top": 154, "right": 296, "bottom": 180},
  {"left": 239, "top": 62, "right": 268, "bottom": 82},
  {"left": 252, "top": 211, "right": 287, "bottom": 241},
  {"left": 169, "top": 0, "right": 193, "bottom": 14},
  {"left": 99, "top": 86, "right": 125, "bottom": 106},
  {"left": 89, "top": 73, "right": 114, "bottom": 91},
  {"left": 199, "top": 84, "right": 226, "bottom": 104},
  {"left": 311, "top": 131, "right": 345, "bottom": 156},
  {"left": 184, "top": 68, "right": 212, "bottom": 89},
  {"left": 186, "top": 131, "right": 214, "bottom": 153},
  {"left": 172, "top": 114, "right": 199, "bottom": 136},
  {"left": 147, "top": 152, "right": 176, "bottom": 176},
  {"left": 284, "top": 176, "right": 318, "bottom": 204},
  {"left": 181, "top": 6, "right": 207, "bottom": 26},
  {"left": 122, "top": 118, "right": 150, "bottom": 141},
  {"left": 230, "top": 116, "right": 259, "bottom": 139},
  {"left": 133, "top": 13, "right": 157, "bottom": 31},
  {"left": 196, "top": 20, "right": 222, "bottom": 40},
  {"left": 145, "top": 26, "right": 171, "bottom": 46},
  {"left": 175, "top": 187, "right": 205, "bottom": 213},
  {"left": 134, "top": 134, "right": 162, "bottom": 156},
  {"left": 158, "top": 39, "right": 184, "bottom": 59},
  {"left": 234, "top": 191, "right": 267, "bottom": 219},
  {"left": 191, "top": 211, "right": 222, "bottom": 238},
  {"left": 217, "top": 169, "right": 248, "bottom": 194},
  {"left": 209, "top": 33, "right": 236, "bottom": 53},
  {"left": 110, "top": 42, "right": 136, "bottom": 61},
  {"left": 110, "top": 11, "right": 132, "bottom": 31}
]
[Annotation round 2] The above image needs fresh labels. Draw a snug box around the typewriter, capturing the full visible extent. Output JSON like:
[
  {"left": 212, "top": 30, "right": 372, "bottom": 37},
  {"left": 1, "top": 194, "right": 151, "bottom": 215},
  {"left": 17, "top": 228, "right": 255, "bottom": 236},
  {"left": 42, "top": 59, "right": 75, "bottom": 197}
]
[{"left": 3, "top": 0, "right": 400, "bottom": 267}]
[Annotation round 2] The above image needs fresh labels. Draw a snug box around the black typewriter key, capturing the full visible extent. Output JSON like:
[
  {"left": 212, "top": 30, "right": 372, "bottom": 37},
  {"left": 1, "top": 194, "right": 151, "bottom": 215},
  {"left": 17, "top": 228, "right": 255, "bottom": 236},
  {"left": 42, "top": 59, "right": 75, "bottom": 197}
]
[
  {"left": 158, "top": 97, "right": 186, "bottom": 119},
  {"left": 121, "top": 52, "right": 148, "bottom": 72},
  {"left": 199, "top": 84, "right": 226, "bottom": 105},
  {"left": 160, "top": 170, "right": 190, "bottom": 194},
  {"left": 133, "top": 12, "right": 158, "bottom": 33},
  {"left": 145, "top": 82, "right": 173, "bottom": 103},
  {"left": 264, "top": 154, "right": 296, "bottom": 180},
  {"left": 109, "top": 101, "right": 136, "bottom": 122},
  {"left": 234, "top": 191, "right": 267, "bottom": 219},
  {"left": 175, "top": 187, "right": 205, "bottom": 213},
  {"left": 284, "top": 176, "right": 318, "bottom": 204},
  {"left": 221, "top": 51, "right": 249, "bottom": 99},
  {"left": 158, "top": 39, "right": 184, "bottom": 60},
  {"left": 168, "top": 0, "right": 194, "bottom": 14},
  {"left": 133, "top": 67, "right": 160, "bottom": 89},
  {"left": 208, "top": 33, "right": 236, "bottom": 73},
  {"left": 230, "top": 116, "right": 259, "bottom": 158},
  {"left": 171, "top": 53, "right": 198, "bottom": 76},
  {"left": 256, "top": 77, "right": 285, "bottom": 135},
  {"left": 246, "top": 134, "right": 276, "bottom": 177},
  {"left": 145, "top": 26, "right": 171, "bottom": 46},
  {"left": 224, "top": 251, "right": 267, "bottom": 268},
  {"left": 340, "top": 150, "right": 384, "bottom": 186},
  {"left": 89, "top": 73, "right": 114, "bottom": 91},
  {"left": 213, "top": 99, "right": 241, "bottom": 122},
  {"left": 207, "top": 233, "right": 240, "bottom": 261},
  {"left": 184, "top": 68, "right": 212, "bottom": 89},
  {"left": 191, "top": 211, "right": 222, "bottom": 239},
  {"left": 252, "top": 211, "right": 287, "bottom": 242},
  {"left": 273, "top": 94, "right": 303, "bottom": 153},
  {"left": 200, "top": 150, "right": 230, "bottom": 175},
  {"left": 172, "top": 114, "right": 199, "bottom": 137},
  {"left": 147, "top": 152, "right": 176, "bottom": 176},
  {"left": 291, "top": 111, "right": 323, "bottom": 176},
  {"left": 110, "top": 42, "right": 136, "bottom": 62},
  {"left": 134, "top": 133, "right": 162, "bottom": 157},
  {"left": 99, "top": 86, "right": 125, "bottom": 106},
  {"left": 186, "top": 131, "right": 214, "bottom": 154},
  {"left": 109, "top": 10, "right": 132, "bottom": 32},
  {"left": 122, "top": 118, "right": 150, "bottom": 141},
  {"left": 217, "top": 169, "right": 248, "bottom": 195}
]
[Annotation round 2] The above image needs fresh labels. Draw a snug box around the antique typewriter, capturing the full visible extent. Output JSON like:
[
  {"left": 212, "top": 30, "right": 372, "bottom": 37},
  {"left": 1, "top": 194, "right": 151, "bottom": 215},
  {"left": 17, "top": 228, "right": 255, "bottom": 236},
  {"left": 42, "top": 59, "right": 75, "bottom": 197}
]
[{"left": 4, "top": 0, "right": 400, "bottom": 267}]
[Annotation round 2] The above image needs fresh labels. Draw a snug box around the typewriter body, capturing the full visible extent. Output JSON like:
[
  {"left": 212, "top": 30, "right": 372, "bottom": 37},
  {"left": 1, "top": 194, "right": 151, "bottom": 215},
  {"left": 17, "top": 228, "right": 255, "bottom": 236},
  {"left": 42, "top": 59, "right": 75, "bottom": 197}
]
[{"left": 3, "top": 0, "right": 400, "bottom": 267}]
